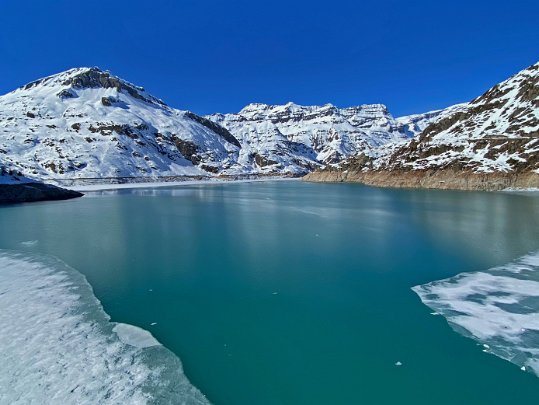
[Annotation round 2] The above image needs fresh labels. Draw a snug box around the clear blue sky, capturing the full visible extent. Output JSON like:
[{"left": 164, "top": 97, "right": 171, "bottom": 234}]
[{"left": 0, "top": 0, "right": 537, "bottom": 116}]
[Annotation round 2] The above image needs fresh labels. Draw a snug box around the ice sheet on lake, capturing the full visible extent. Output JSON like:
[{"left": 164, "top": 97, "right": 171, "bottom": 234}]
[
  {"left": 0, "top": 250, "right": 209, "bottom": 404},
  {"left": 413, "top": 251, "right": 539, "bottom": 376}
]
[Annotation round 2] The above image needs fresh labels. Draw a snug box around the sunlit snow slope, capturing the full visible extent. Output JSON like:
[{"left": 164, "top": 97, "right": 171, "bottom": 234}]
[{"left": 0, "top": 68, "right": 241, "bottom": 180}]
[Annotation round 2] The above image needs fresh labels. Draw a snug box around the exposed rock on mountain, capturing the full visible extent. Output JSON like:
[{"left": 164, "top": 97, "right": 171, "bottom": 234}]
[{"left": 305, "top": 62, "right": 539, "bottom": 190}]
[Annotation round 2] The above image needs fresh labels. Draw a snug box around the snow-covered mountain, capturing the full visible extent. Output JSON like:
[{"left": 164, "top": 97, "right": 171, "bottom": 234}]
[
  {"left": 207, "top": 102, "right": 429, "bottom": 173},
  {"left": 305, "top": 62, "right": 539, "bottom": 190},
  {"left": 370, "top": 62, "right": 539, "bottom": 173},
  {"left": 6, "top": 63, "right": 532, "bottom": 187},
  {"left": 1, "top": 67, "right": 437, "bottom": 180},
  {"left": 0, "top": 67, "right": 241, "bottom": 180}
]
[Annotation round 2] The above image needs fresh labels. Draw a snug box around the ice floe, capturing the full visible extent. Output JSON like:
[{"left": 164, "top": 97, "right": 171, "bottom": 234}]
[
  {"left": 113, "top": 323, "right": 161, "bottom": 349},
  {"left": 413, "top": 251, "right": 539, "bottom": 376},
  {"left": 0, "top": 250, "right": 209, "bottom": 404}
]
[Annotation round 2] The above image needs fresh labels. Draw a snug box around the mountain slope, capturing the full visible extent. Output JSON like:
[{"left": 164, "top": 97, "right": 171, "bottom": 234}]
[
  {"left": 376, "top": 62, "right": 539, "bottom": 173},
  {"left": 208, "top": 102, "right": 420, "bottom": 174},
  {"left": 305, "top": 62, "right": 539, "bottom": 190},
  {"left": 0, "top": 67, "right": 241, "bottom": 180},
  {"left": 394, "top": 103, "right": 467, "bottom": 138}
]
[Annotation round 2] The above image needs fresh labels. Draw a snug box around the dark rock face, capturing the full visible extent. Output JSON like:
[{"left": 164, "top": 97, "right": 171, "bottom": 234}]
[
  {"left": 172, "top": 137, "right": 201, "bottom": 164},
  {"left": 57, "top": 89, "right": 77, "bottom": 99},
  {"left": 184, "top": 111, "right": 241, "bottom": 148},
  {"left": 88, "top": 123, "right": 139, "bottom": 139},
  {"left": 0, "top": 183, "right": 83, "bottom": 204},
  {"left": 253, "top": 153, "right": 278, "bottom": 167},
  {"left": 200, "top": 164, "right": 219, "bottom": 173},
  {"left": 61, "top": 68, "right": 166, "bottom": 107},
  {"left": 101, "top": 96, "right": 114, "bottom": 106}
]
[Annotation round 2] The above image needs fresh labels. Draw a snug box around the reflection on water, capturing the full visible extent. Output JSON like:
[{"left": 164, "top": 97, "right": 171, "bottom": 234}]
[
  {"left": 0, "top": 181, "right": 538, "bottom": 405},
  {"left": 401, "top": 189, "right": 539, "bottom": 265}
]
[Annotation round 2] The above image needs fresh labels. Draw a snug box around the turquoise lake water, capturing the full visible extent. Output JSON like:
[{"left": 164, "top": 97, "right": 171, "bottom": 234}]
[{"left": 1, "top": 181, "right": 539, "bottom": 404}]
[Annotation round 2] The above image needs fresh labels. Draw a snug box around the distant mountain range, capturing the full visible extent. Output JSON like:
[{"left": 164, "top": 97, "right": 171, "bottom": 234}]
[
  {"left": 207, "top": 102, "right": 439, "bottom": 171},
  {"left": 0, "top": 62, "right": 537, "bottom": 190},
  {"left": 0, "top": 67, "right": 444, "bottom": 181}
]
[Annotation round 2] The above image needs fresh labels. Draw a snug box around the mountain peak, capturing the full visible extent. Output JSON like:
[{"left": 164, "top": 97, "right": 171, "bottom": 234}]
[
  {"left": 20, "top": 67, "right": 100, "bottom": 91},
  {"left": 17, "top": 67, "right": 166, "bottom": 107}
]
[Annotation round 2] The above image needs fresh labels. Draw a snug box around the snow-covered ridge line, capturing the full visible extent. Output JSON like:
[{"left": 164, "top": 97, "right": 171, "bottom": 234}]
[
  {"left": 368, "top": 61, "right": 539, "bottom": 174},
  {"left": 16, "top": 67, "right": 167, "bottom": 108},
  {"left": 1, "top": 65, "right": 448, "bottom": 181},
  {"left": 206, "top": 101, "right": 447, "bottom": 172}
]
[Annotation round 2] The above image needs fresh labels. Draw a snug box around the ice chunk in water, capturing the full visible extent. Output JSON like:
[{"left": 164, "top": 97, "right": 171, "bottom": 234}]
[
  {"left": 413, "top": 251, "right": 539, "bottom": 377},
  {"left": 113, "top": 323, "right": 160, "bottom": 348}
]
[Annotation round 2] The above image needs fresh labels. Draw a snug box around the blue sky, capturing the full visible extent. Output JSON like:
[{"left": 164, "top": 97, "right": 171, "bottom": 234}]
[{"left": 0, "top": 0, "right": 537, "bottom": 116}]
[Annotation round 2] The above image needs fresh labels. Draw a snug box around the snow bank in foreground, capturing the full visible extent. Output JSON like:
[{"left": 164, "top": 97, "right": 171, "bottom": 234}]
[
  {"left": 0, "top": 251, "right": 209, "bottom": 405},
  {"left": 413, "top": 252, "right": 539, "bottom": 376}
]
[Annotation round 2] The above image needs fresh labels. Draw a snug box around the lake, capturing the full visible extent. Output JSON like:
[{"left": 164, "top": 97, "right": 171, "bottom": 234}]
[{"left": 1, "top": 180, "right": 538, "bottom": 404}]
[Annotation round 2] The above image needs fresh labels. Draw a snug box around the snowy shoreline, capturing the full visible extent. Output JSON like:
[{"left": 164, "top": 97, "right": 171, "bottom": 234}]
[{"left": 65, "top": 176, "right": 299, "bottom": 192}]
